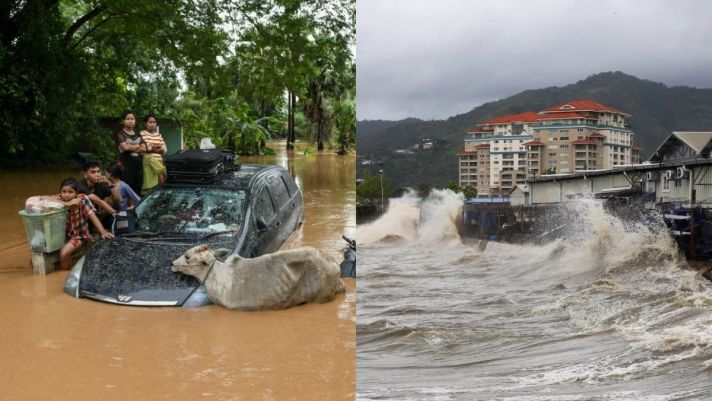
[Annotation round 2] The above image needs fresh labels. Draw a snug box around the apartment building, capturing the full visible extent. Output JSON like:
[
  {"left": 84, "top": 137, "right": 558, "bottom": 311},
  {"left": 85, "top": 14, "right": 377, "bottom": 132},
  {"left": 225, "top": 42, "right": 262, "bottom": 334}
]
[
  {"left": 526, "top": 100, "right": 635, "bottom": 178},
  {"left": 459, "top": 99, "right": 638, "bottom": 194},
  {"left": 457, "top": 150, "right": 478, "bottom": 188},
  {"left": 458, "top": 112, "right": 538, "bottom": 195}
]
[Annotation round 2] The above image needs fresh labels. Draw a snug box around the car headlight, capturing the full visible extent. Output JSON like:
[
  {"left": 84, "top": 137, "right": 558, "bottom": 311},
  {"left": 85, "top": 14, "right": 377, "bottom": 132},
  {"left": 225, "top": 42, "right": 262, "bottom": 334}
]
[
  {"left": 63, "top": 256, "right": 85, "bottom": 298},
  {"left": 182, "top": 285, "right": 213, "bottom": 308}
]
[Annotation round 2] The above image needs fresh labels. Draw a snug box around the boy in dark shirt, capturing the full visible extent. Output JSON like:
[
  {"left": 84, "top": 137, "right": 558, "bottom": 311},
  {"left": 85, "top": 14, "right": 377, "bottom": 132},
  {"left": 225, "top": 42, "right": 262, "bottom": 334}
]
[{"left": 78, "top": 161, "right": 121, "bottom": 227}]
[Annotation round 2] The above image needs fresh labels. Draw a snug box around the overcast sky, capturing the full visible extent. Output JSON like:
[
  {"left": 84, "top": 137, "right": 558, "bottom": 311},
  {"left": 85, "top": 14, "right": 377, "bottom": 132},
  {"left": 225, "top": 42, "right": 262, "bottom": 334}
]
[{"left": 357, "top": 0, "right": 712, "bottom": 121}]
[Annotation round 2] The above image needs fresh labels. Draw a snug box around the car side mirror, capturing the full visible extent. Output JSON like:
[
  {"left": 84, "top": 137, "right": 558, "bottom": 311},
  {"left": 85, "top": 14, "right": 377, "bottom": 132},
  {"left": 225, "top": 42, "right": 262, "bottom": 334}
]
[{"left": 256, "top": 216, "right": 268, "bottom": 232}]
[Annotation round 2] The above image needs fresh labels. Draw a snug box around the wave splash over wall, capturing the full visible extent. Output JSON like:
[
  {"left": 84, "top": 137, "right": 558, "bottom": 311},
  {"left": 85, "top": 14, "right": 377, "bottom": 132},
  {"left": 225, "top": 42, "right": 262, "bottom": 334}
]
[{"left": 357, "top": 189, "right": 463, "bottom": 245}]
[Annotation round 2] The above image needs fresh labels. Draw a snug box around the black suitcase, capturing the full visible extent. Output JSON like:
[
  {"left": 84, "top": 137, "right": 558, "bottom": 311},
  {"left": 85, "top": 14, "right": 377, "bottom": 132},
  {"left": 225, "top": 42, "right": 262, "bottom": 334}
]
[
  {"left": 222, "top": 149, "right": 238, "bottom": 171},
  {"left": 165, "top": 149, "right": 225, "bottom": 184}
]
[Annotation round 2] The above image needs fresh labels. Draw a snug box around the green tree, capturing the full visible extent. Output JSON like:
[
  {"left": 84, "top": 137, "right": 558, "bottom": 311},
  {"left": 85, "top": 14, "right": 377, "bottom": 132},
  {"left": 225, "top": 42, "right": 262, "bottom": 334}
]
[
  {"left": 447, "top": 181, "right": 462, "bottom": 193},
  {"left": 463, "top": 185, "right": 477, "bottom": 198},
  {"left": 0, "top": 0, "right": 354, "bottom": 165},
  {"left": 303, "top": 32, "right": 354, "bottom": 151},
  {"left": 0, "top": 0, "right": 225, "bottom": 166},
  {"left": 357, "top": 171, "right": 394, "bottom": 201},
  {"left": 325, "top": 88, "right": 355, "bottom": 155},
  {"left": 223, "top": 0, "right": 354, "bottom": 152}
]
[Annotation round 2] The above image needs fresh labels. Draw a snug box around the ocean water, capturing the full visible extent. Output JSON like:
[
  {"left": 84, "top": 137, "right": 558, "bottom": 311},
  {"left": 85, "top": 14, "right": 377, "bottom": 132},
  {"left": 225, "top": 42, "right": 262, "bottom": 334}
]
[{"left": 357, "top": 190, "right": 712, "bottom": 400}]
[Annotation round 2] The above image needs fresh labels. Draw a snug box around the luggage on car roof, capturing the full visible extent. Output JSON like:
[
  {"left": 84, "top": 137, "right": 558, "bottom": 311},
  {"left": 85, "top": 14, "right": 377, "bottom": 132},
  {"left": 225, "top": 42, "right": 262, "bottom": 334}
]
[
  {"left": 221, "top": 149, "right": 238, "bottom": 172},
  {"left": 166, "top": 149, "right": 227, "bottom": 184}
]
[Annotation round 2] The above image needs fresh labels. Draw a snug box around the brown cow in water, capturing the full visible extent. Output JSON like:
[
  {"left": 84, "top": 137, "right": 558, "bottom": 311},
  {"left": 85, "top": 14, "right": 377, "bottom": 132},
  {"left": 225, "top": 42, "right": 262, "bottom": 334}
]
[{"left": 171, "top": 245, "right": 345, "bottom": 310}]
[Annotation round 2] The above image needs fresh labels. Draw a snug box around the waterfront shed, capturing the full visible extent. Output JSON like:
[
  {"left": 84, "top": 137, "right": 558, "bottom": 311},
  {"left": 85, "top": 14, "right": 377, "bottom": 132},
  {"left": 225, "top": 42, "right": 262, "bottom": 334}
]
[
  {"left": 510, "top": 184, "right": 530, "bottom": 206},
  {"left": 648, "top": 132, "right": 712, "bottom": 163}
]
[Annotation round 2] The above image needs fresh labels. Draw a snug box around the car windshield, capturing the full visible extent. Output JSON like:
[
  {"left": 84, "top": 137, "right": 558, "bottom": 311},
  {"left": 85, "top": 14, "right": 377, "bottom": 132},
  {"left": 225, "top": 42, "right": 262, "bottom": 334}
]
[{"left": 135, "top": 187, "right": 247, "bottom": 234}]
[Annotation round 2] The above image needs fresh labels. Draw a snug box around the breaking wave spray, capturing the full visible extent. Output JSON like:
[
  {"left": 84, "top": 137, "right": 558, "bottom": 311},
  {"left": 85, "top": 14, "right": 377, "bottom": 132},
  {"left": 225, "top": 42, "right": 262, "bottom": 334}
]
[{"left": 357, "top": 190, "right": 712, "bottom": 400}]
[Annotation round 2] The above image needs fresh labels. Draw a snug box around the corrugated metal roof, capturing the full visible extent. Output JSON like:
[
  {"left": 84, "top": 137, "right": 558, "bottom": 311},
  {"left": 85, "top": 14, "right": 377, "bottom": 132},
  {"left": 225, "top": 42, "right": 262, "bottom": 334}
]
[
  {"left": 648, "top": 131, "right": 712, "bottom": 162},
  {"left": 673, "top": 132, "right": 712, "bottom": 153}
]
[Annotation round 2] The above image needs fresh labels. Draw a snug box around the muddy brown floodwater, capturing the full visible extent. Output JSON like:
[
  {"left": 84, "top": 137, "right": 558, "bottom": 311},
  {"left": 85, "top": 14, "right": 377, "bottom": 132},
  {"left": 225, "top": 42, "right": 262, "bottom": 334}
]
[{"left": 0, "top": 140, "right": 355, "bottom": 401}]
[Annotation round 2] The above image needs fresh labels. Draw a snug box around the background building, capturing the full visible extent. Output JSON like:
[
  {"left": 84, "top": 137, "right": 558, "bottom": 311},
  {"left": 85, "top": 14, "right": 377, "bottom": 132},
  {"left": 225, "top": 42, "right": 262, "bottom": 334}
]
[
  {"left": 526, "top": 100, "right": 635, "bottom": 178},
  {"left": 460, "top": 100, "right": 638, "bottom": 194},
  {"left": 458, "top": 112, "right": 538, "bottom": 195}
]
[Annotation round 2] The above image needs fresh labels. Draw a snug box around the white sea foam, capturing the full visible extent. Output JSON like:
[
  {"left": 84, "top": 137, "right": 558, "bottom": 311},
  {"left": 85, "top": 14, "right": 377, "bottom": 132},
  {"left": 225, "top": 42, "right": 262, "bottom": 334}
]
[
  {"left": 357, "top": 189, "right": 463, "bottom": 245},
  {"left": 357, "top": 190, "right": 421, "bottom": 244},
  {"left": 359, "top": 193, "right": 712, "bottom": 399}
]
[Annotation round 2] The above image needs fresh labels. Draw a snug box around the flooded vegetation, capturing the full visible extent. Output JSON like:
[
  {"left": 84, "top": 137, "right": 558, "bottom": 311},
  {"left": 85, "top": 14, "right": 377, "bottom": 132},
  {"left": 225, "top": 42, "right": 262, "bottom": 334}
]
[{"left": 0, "top": 141, "right": 355, "bottom": 400}]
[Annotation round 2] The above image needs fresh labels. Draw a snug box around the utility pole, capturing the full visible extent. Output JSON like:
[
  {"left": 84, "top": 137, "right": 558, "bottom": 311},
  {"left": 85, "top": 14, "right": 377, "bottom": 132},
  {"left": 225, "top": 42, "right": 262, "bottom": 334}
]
[{"left": 379, "top": 162, "right": 385, "bottom": 213}]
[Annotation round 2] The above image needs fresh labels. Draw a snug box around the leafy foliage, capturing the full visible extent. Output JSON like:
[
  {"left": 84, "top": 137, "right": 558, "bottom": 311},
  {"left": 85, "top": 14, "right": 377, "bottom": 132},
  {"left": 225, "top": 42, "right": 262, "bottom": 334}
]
[
  {"left": 463, "top": 185, "right": 477, "bottom": 198},
  {"left": 357, "top": 170, "right": 395, "bottom": 201},
  {"left": 0, "top": 0, "right": 355, "bottom": 167}
]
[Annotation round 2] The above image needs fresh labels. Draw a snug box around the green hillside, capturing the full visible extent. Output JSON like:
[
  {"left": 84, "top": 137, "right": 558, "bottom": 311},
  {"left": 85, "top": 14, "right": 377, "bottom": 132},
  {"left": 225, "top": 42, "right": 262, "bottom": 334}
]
[
  {"left": 356, "top": 118, "right": 423, "bottom": 141},
  {"left": 356, "top": 71, "right": 712, "bottom": 186}
]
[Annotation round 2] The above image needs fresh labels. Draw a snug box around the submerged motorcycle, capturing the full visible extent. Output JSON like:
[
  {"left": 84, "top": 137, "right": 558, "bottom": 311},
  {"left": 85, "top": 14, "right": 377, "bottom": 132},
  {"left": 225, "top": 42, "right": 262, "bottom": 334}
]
[{"left": 340, "top": 235, "right": 356, "bottom": 278}]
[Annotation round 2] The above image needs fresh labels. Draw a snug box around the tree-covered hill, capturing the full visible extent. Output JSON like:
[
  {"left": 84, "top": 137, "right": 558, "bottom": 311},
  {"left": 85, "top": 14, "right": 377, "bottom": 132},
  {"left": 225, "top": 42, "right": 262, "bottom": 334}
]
[
  {"left": 357, "top": 71, "right": 712, "bottom": 186},
  {"left": 356, "top": 118, "right": 423, "bottom": 141}
]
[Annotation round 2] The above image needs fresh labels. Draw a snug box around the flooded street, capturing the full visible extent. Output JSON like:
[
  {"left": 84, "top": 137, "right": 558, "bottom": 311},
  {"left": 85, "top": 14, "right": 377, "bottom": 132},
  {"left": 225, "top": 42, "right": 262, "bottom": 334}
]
[{"left": 0, "top": 140, "right": 355, "bottom": 400}]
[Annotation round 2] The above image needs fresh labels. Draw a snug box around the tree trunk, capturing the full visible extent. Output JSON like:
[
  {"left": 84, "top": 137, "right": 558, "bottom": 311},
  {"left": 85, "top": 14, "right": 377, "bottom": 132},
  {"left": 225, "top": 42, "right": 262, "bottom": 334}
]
[
  {"left": 291, "top": 91, "right": 296, "bottom": 148},
  {"left": 317, "top": 96, "right": 324, "bottom": 151},
  {"left": 318, "top": 121, "right": 324, "bottom": 150},
  {"left": 286, "top": 90, "right": 295, "bottom": 150}
]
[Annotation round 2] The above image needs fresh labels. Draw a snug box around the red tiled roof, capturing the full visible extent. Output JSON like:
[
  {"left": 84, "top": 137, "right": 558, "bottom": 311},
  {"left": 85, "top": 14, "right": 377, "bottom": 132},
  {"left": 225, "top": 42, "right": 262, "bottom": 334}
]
[
  {"left": 540, "top": 99, "right": 629, "bottom": 116},
  {"left": 589, "top": 133, "right": 606, "bottom": 138},
  {"left": 570, "top": 139, "right": 598, "bottom": 145},
  {"left": 475, "top": 144, "right": 491, "bottom": 149},
  {"left": 457, "top": 151, "right": 478, "bottom": 156},
  {"left": 481, "top": 111, "right": 540, "bottom": 125},
  {"left": 538, "top": 112, "right": 587, "bottom": 120},
  {"left": 524, "top": 140, "right": 545, "bottom": 146}
]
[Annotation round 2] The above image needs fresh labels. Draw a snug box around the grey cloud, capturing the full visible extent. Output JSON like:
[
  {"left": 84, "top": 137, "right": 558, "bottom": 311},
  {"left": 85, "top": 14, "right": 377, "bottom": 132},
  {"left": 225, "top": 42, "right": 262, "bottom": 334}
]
[{"left": 357, "top": 0, "right": 712, "bottom": 120}]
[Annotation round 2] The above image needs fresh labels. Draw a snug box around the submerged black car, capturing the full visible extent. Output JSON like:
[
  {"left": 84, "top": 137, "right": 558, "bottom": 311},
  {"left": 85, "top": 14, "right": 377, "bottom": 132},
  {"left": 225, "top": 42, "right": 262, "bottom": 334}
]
[{"left": 64, "top": 164, "right": 303, "bottom": 307}]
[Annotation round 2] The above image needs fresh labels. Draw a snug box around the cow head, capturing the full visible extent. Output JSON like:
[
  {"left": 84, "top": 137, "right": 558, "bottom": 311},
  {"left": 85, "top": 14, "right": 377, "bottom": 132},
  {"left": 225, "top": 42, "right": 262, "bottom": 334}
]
[{"left": 171, "top": 244, "right": 215, "bottom": 282}]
